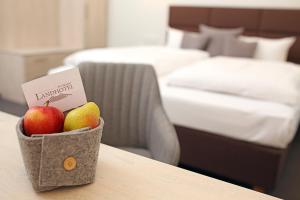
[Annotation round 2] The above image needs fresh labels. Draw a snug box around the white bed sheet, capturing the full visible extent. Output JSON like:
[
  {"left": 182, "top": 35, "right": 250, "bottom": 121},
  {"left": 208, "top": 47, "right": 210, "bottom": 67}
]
[
  {"left": 166, "top": 56, "right": 300, "bottom": 107},
  {"left": 160, "top": 79, "right": 299, "bottom": 149},
  {"left": 57, "top": 46, "right": 209, "bottom": 77}
]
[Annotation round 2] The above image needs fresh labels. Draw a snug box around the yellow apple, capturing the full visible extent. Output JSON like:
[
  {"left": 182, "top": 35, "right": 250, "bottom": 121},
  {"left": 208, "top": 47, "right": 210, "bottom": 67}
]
[{"left": 64, "top": 102, "right": 100, "bottom": 131}]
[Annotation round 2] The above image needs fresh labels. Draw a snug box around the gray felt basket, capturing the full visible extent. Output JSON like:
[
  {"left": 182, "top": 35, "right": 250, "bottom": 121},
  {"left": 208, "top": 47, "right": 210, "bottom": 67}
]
[{"left": 16, "top": 118, "right": 104, "bottom": 192}]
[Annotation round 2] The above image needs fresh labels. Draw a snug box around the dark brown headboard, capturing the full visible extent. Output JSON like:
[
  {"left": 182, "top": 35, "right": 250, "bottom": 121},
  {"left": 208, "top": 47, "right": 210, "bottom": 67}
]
[{"left": 169, "top": 6, "right": 300, "bottom": 63}]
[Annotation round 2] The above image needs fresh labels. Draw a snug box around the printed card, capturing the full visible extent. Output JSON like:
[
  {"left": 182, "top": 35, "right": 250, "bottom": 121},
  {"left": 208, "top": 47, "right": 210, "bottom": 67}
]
[{"left": 22, "top": 68, "right": 87, "bottom": 112}]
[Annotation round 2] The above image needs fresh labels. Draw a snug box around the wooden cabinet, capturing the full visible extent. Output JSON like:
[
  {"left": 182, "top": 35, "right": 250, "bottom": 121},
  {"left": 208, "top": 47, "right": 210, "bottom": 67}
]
[
  {"left": 0, "top": 0, "right": 107, "bottom": 104},
  {"left": 84, "top": 0, "right": 107, "bottom": 48},
  {"left": 0, "top": 48, "right": 77, "bottom": 104},
  {"left": 0, "top": 0, "right": 107, "bottom": 50}
]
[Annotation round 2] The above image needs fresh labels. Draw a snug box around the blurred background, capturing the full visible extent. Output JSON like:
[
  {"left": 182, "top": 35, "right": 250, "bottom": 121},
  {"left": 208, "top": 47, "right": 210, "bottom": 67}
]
[{"left": 1, "top": 2, "right": 300, "bottom": 199}]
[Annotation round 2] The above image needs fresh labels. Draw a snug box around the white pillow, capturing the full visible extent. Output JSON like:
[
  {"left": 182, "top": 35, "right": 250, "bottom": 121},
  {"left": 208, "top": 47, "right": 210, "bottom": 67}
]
[
  {"left": 239, "top": 36, "right": 296, "bottom": 61},
  {"left": 166, "top": 28, "right": 184, "bottom": 48}
]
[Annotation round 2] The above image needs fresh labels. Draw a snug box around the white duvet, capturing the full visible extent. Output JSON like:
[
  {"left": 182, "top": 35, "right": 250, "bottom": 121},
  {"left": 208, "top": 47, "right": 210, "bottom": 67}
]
[
  {"left": 59, "top": 46, "right": 209, "bottom": 77},
  {"left": 167, "top": 57, "right": 300, "bottom": 107},
  {"left": 160, "top": 78, "right": 299, "bottom": 148}
]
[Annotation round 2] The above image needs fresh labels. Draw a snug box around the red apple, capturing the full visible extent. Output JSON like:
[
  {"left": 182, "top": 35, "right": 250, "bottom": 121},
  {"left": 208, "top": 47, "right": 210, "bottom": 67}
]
[{"left": 23, "top": 106, "right": 64, "bottom": 136}]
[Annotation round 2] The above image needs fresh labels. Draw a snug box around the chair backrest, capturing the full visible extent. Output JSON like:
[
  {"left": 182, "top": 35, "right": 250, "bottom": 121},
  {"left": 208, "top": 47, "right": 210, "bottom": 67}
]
[{"left": 78, "top": 62, "right": 162, "bottom": 148}]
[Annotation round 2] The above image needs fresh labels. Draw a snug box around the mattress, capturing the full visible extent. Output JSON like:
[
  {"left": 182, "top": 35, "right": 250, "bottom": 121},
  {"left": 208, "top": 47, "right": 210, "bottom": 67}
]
[
  {"left": 159, "top": 79, "right": 299, "bottom": 149},
  {"left": 50, "top": 46, "right": 209, "bottom": 77}
]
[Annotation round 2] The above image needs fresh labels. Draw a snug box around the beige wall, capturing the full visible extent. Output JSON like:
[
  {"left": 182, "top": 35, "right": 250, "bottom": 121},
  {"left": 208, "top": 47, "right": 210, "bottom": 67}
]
[{"left": 0, "top": 0, "right": 107, "bottom": 50}]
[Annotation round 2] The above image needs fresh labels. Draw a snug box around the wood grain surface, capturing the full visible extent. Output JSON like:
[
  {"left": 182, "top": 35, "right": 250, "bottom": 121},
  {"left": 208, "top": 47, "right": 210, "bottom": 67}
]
[{"left": 0, "top": 111, "right": 280, "bottom": 200}]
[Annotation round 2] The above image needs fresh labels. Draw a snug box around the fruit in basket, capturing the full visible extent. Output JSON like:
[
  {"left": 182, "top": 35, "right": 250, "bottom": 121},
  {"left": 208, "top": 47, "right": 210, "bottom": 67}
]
[
  {"left": 64, "top": 102, "right": 100, "bottom": 131},
  {"left": 24, "top": 105, "right": 64, "bottom": 136}
]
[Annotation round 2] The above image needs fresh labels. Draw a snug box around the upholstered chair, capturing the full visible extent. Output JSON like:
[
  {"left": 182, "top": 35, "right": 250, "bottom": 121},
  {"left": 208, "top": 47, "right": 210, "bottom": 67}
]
[{"left": 78, "top": 62, "right": 180, "bottom": 166}]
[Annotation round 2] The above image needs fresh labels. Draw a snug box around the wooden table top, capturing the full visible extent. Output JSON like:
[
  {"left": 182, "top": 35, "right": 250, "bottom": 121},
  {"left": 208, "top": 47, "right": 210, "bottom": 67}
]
[{"left": 0, "top": 111, "right": 280, "bottom": 200}]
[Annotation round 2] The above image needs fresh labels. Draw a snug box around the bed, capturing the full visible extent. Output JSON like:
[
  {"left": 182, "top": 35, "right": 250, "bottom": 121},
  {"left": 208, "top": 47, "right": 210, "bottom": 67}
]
[
  {"left": 165, "top": 6, "right": 300, "bottom": 191},
  {"left": 160, "top": 58, "right": 300, "bottom": 149},
  {"left": 160, "top": 57, "right": 300, "bottom": 190}
]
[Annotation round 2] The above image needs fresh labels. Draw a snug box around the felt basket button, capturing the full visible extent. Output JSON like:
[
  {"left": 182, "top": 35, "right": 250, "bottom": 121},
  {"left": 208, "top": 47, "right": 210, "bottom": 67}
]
[{"left": 64, "top": 156, "right": 77, "bottom": 171}]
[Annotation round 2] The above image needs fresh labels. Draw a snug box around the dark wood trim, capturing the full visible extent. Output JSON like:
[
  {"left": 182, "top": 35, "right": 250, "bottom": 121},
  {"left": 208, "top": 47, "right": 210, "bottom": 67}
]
[
  {"left": 169, "top": 6, "right": 300, "bottom": 63},
  {"left": 175, "top": 125, "right": 288, "bottom": 191}
]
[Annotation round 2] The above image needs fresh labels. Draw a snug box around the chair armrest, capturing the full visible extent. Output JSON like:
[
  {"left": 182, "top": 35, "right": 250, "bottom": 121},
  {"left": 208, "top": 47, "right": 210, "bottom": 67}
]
[{"left": 148, "top": 106, "right": 180, "bottom": 166}]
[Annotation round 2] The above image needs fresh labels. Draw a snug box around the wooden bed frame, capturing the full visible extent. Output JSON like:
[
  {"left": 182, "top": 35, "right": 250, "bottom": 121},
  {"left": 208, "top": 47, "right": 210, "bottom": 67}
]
[{"left": 169, "top": 6, "right": 300, "bottom": 191}]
